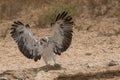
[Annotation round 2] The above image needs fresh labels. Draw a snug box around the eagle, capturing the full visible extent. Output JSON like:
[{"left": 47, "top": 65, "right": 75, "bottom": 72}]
[{"left": 10, "top": 11, "right": 73, "bottom": 66}]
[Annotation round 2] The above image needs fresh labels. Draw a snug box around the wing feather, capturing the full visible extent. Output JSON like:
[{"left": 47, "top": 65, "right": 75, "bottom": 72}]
[
  {"left": 50, "top": 11, "right": 73, "bottom": 55},
  {"left": 10, "top": 21, "right": 41, "bottom": 61}
]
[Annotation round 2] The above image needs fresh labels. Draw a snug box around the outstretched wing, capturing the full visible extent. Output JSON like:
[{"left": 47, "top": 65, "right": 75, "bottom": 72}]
[
  {"left": 10, "top": 21, "right": 41, "bottom": 61},
  {"left": 50, "top": 11, "right": 73, "bottom": 55}
]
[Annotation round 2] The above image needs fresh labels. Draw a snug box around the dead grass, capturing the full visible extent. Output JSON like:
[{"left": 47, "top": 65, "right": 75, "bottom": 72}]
[
  {"left": 0, "top": 0, "right": 120, "bottom": 37},
  {"left": 83, "top": 0, "right": 117, "bottom": 18},
  {"left": 36, "top": 1, "right": 82, "bottom": 28},
  {"left": 0, "top": 0, "right": 49, "bottom": 20},
  {"left": 0, "top": 0, "right": 119, "bottom": 20},
  {"left": 114, "top": 0, "right": 120, "bottom": 17}
]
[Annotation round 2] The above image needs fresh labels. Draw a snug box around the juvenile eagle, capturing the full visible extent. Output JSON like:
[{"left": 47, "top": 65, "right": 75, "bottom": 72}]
[{"left": 10, "top": 11, "right": 73, "bottom": 65}]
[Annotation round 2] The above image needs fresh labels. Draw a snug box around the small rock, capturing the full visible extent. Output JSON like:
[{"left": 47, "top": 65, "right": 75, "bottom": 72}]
[
  {"left": 108, "top": 60, "right": 119, "bottom": 66},
  {"left": 85, "top": 53, "right": 92, "bottom": 56},
  {"left": 0, "top": 77, "right": 8, "bottom": 80},
  {"left": 85, "top": 63, "right": 95, "bottom": 68}
]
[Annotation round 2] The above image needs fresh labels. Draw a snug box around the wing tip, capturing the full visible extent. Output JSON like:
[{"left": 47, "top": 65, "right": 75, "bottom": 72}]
[
  {"left": 55, "top": 11, "right": 68, "bottom": 21},
  {"left": 55, "top": 11, "right": 73, "bottom": 25}
]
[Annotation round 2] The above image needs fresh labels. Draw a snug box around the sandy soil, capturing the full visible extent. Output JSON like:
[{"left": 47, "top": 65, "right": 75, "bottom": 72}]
[{"left": 0, "top": 18, "right": 120, "bottom": 80}]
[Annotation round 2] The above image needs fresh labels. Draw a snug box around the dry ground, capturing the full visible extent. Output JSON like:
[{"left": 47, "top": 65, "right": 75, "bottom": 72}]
[{"left": 0, "top": 18, "right": 120, "bottom": 80}]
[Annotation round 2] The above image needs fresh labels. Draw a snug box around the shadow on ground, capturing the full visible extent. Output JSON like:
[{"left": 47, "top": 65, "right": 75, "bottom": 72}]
[
  {"left": 55, "top": 69, "right": 120, "bottom": 80},
  {"left": 0, "top": 65, "right": 120, "bottom": 80},
  {"left": 0, "top": 64, "right": 64, "bottom": 80}
]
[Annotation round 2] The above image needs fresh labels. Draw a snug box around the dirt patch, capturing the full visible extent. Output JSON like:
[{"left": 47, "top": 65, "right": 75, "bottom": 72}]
[
  {"left": 56, "top": 68, "right": 120, "bottom": 80},
  {"left": 0, "top": 18, "right": 120, "bottom": 80}
]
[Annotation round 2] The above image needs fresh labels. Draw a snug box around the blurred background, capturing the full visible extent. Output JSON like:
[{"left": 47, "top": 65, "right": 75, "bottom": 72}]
[
  {"left": 0, "top": 0, "right": 120, "bottom": 80},
  {"left": 0, "top": 0, "right": 120, "bottom": 38},
  {"left": 0, "top": 0, "right": 120, "bottom": 21}
]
